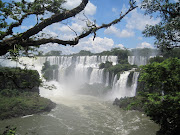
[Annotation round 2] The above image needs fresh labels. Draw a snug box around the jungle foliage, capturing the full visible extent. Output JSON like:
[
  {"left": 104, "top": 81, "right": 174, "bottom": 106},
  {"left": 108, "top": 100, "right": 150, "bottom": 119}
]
[
  {"left": 141, "top": 0, "right": 180, "bottom": 49},
  {"left": 44, "top": 50, "right": 62, "bottom": 56},
  {"left": 0, "top": 67, "right": 41, "bottom": 93},
  {"left": 0, "top": 67, "right": 55, "bottom": 120},
  {"left": 99, "top": 61, "right": 137, "bottom": 80},
  {"left": 41, "top": 61, "right": 59, "bottom": 81}
]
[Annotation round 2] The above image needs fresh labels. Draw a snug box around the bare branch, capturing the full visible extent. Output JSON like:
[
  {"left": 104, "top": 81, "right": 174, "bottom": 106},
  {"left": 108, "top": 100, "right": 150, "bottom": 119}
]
[{"left": 61, "top": 22, "right": 78, "bottom": 36}]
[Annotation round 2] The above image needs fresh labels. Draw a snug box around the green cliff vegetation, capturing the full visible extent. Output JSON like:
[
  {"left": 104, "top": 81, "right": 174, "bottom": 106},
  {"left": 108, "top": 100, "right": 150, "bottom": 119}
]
[
  {"left": 99, "top": 61, "right": 137, "bottom": 80},
  {"left": 0, "top": 67, "right": 56, "bottom": 120},
  {"left": 41, "top": 61, "right": 59, "bottom": 81},
  {"left": 44, "top": 50, "right": 62, "bottom": 56},
  {"left": 113, "top": 58, "right": 180, "bottom": 135},
  {"left": 0, "top": 67, "right": 41, "bottom": 93}
]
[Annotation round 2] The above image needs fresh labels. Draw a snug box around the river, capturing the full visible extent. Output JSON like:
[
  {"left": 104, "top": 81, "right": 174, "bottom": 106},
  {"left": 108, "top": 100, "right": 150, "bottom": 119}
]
[{"left": 0, "top": 84, "right": 159, "bottom": 135}]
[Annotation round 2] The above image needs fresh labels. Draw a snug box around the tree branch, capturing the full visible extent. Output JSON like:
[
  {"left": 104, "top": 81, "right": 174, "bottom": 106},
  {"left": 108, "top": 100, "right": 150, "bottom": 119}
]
[
  {"left": 0, "top": 0, "right": 137, "bottom": 56},
  {"left": 22, "top": 4, "right": 138, "bottom": 47},
  {"left": 21, "top": 0, "right": 88, "bottom": 39},
  {"left": 0, "top": 11, "right": 44, "bottom": 40}
]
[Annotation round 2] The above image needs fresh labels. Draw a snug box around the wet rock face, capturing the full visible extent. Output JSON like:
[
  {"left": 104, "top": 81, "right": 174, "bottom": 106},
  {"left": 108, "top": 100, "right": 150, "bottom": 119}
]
[{"left": 113, "top": 98, "right": 120, "bottom": 106}]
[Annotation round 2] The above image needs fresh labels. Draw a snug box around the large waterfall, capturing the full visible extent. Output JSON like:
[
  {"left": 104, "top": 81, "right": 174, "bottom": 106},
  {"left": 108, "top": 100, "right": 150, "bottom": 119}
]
[
  {"left": 33, "top": 56, "right": 139, "bottom": 98},
  {"left": 34, "top": 56, "right": 117, "bottom": 85},
  {"left": 0, "top": 55, "right": 139, "bottom": 99}
]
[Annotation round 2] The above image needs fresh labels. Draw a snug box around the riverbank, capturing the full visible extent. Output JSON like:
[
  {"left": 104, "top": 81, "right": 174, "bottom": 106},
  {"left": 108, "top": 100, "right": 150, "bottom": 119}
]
[
  {"left": 0, "top": 67, "right": 56, "bottom": 120},
  {"left": 0, "top": 92, "right": 56, "bottom": 120},
  {"left": 113, "top": 96, "right": 145, "bottom": 112}
]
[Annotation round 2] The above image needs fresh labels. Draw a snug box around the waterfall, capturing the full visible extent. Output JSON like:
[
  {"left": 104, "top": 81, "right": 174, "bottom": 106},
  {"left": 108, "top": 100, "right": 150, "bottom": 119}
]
[
  {"left": 111, "top": 70, "right": 139, "bottom": 99},
  {"left": 89, "top": 69, "right": 104, "bottom": 84},
  {"left": 128, "top": 56, "right": 135, "bottom": 65},
  {"left": 128, "top": 56, "right": 149, "bottom": 66},
  {"left": 36, "top": 56, "right": 118, "bottom": 86},
  {"left": 130, "top": 72, "right": 139, "bottom": 96},
  {"left": 112, "top": 71, "right": 130, "bottom": 97},
  {"left": 105, "top": 71, "right": 109, "bottom": 86},
  {"left": 0, "top": 55, "right": 140, "bottom": 99}
]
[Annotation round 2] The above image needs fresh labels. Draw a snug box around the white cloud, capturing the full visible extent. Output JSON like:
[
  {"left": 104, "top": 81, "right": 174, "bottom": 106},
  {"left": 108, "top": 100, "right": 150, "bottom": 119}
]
[
  {"left": 112, "top": 8, "right": 117, "bottom": 13},
  {"left": 104, "top": 26, "right": 134, "bottom": 38},
  {"left": 125, "top": 9, "right": 160, "bottom": 31},
  {"left": 137, "top": 42, "right": 153, "bottom": 48},
  {"left": 38, "top": 36, "right": 118, "bottom": 54},
  {"left": 84, "top": 2, "right": 97, "bottom": 16},
  {"left": 117, "top": 44, "right": 124, "bottom": 49},
  {"left": 63, "top": 0, "right": 96, "bottom": 16},
  {"left": 78, "top": 36, "right": 114, "bottom": 53},
  {"left": 63, "top": 0, "right": 82, "bottom": 9},
  {"left": 58, "top": 23, "right": 83, "bottom": 34}
]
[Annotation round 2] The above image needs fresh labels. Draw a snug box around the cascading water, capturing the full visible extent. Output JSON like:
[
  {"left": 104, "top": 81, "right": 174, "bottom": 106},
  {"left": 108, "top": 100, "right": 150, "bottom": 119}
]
[
  {"left": 105, "top": 71, "right": 109, "bottom": 86},
  {"left": 89, "top": 68, "right": 104, "bottom": 84},
  {"left": 107, "top": 69, "right": 139, "bottom": 100},
  {"left": 128, "top": 56, "right": 149, "bottom": 66},
  {"left": 0, "top": 56, "right": 140, "bottom": 98},
  {"left": 112, "top": 71, "right": 131, "bottom": 97},
  {"left": 37, "top": 55, "right": 139, "bottom": 99},
  {"left": 36, "top": 56, "right": 118, "bottom": 86}
]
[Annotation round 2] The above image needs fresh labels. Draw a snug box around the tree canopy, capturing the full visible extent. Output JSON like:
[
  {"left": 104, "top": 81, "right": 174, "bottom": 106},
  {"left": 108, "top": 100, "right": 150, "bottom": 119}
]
[
  {"left": 141, "top": 0, "right": 180, "bottom": 49},
  {"left": 44, "top": 50, "right": 62, "bottom": 56},
  {"left": 0, "top": 0, "right": 137, "bottom": 56}
]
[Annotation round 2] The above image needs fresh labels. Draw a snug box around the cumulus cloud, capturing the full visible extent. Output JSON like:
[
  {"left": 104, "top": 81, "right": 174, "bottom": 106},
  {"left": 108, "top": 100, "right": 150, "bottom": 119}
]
[
  {"left": 78, "top": 36, "right": 114, "bottom": 53},
  {"left": 58, "top": 23, "right": 83, "bottom": 34},
  {"left": 117, "top": 44, "right": 124, "bottom": 49},
  {"left": 84, "top": 2, "right": 97, "bottom": 16},
  {"left": 38, "top": 36, "right": 118, "bottom": 54},
  {"left": 125, "top": 9, "right": 161, "bottom": 31},
  {"left": 63, "top": 0, "right": 82, "bottom": 9},
  {"left": 137, "top": 42, "right": 153, "bottom": 48},
  {"left": 104, "top": 26, "right": 134, "bottom": 38},
  {"left": 63, "top": 0, "right": 96, "bottom": 16}
]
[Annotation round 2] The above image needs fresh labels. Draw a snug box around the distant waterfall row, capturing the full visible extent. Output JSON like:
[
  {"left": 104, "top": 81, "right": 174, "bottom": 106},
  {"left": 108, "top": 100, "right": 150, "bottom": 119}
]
[
  {"left": 128, "top": 56, "right": 150, "bottom": 66},
  {"left": 35, "top": 56, "right": 140, "bottom": 98},
  {"left": 0, "top": 55, "right": 143, "bottom": 98},
  {"left": 36, "top": 56, "right": 117, "bottom": 85}
]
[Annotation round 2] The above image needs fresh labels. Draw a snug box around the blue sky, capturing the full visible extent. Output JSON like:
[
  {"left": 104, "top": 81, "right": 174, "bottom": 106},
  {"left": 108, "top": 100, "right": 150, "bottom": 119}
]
[{"left": 6, "top": 0, "right": 176, "bottom": 54}]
